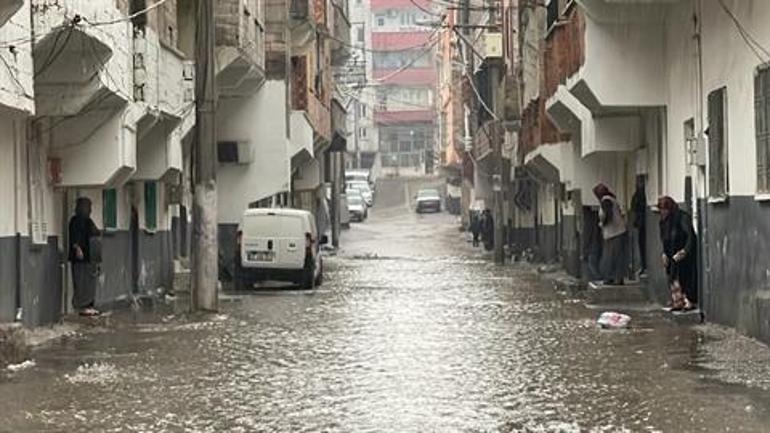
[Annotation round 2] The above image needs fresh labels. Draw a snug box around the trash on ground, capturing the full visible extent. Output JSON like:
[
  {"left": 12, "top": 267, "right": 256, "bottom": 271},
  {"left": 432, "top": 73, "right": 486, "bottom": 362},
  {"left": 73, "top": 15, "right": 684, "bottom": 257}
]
[
  {"left": 6, "top": 360, "right": 36, "bottom": 372},
  {"left": 597, "top": 312, "right": 631, "bottom": 329}
]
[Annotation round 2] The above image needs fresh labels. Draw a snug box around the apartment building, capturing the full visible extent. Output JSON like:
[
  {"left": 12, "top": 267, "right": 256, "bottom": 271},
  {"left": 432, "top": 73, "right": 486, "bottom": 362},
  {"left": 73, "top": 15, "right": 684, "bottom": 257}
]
[{"left": 514, "top": 0, "right": 770, "bottom": 343}]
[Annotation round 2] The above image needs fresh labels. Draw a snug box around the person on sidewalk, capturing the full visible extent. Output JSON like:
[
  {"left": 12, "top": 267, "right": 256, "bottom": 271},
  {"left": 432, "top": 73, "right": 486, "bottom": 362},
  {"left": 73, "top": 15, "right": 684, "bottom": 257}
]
[
  {"left": 68, "top": 197, "right": 101, "bottom": 317},
  {"left": 658, "top": 196, "right": 698, "bottom": 311},
  {"left": 630, "top": 176, "right": 647, "bottom": 275},
  {"left": 593, "top": 183, "right": 628, "bottom": 285},
  {"left": 481, "top": 209, "right": 494, "bottom": 251},
  {"left": 469, "top": 211, "right": 481, "bottom": 247}
]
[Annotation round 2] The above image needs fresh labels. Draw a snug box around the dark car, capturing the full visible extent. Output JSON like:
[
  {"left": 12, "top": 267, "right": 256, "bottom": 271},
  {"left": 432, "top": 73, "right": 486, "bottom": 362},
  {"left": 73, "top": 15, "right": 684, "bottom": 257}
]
[{"left": 415, "top": 189, "right": 442, "bottom": 213}]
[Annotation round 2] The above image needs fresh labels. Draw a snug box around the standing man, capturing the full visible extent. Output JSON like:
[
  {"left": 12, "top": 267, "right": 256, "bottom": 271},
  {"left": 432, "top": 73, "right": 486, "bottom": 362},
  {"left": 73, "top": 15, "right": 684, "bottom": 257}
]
[
  {"left": 68, "top": 197, "right": 101, "bottom": 316},
  {"left": 630, "top": 176, "right": 647, "bottom": 276}
]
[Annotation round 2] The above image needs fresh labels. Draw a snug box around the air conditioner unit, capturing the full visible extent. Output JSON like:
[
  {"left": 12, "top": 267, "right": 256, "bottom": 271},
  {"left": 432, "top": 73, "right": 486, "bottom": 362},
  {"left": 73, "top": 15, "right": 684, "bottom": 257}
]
[
  {"left": 217, "top": 140, "right": 253, "bottom": 164},
  {"left": 30, "top": 221, "right": 48, "bottom": 245},
  {"left": 483, "top": 33, "right": 503, "bottom": 58}
]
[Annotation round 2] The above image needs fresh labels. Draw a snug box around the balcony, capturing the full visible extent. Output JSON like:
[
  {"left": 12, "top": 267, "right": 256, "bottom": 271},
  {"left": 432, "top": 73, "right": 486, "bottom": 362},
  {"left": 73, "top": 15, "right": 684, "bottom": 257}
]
[
  {"left": 330, "top": 97, "right": 347, "bottom": 151},
  {"left": 562, "top": 0, "right": 673, "bottom": 111},
  {"left": 32, "top": 0, "right": 132, "bottom": 116},
  {"left": 0, "top": 0, "right": 22, "bottom": 28},
  {"left": 290, "top": 0, "right": 326, "bottom": 38},
  {"left": 372, "top": 67, "right": 435, "bottom": 85},
  {"left": 216, "top": 0, "right": 266, "bottom": 96},
  {"left": 130, "top": 7, "right": 195, "bottom": 183},
  {"left": 546, "top": 84, "right": 641, "bottom": 157},
  {"left": 291, "top": 55, "right": 331, "bottom": 142},
  {"left": 374, "top": 109, "right": 434, "bottom": 125},
  {"left": 33, "top": 0, "right": 137, "bottom": 187},
  {"left": 0, "top": 0, "right": 33, "bottom": 115},
  {"left": 330, "top": 0, "right": 351, "bottom": 66},
  {"left": 472, "top": 120, "right": 503, "bottom": 162}
]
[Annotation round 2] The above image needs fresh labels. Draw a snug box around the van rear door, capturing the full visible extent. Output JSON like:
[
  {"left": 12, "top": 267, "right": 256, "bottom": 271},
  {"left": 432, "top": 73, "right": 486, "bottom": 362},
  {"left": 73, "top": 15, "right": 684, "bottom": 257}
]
[{"left": 241, "top": 213, "right": 305, "bottom": 269}]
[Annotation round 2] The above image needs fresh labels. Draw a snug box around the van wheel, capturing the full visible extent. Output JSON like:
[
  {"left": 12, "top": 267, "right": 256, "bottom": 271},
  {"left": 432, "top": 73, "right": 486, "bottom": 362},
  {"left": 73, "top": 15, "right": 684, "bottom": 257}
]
[{"left": 234, "top": 277, "right": 249, "bottom": 291}]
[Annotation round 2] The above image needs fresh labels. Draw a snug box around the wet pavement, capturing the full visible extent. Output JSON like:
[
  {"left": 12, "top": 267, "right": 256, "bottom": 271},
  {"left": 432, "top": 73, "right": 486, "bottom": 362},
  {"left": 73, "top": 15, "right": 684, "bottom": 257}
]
[{"left": 2, "top": 180, "right": 770, "bottom": 432}]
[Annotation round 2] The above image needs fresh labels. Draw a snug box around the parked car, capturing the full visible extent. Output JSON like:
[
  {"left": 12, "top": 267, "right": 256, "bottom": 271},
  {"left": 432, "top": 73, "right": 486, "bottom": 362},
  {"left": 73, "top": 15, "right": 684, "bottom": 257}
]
[
  {"left": 325, "top": 184, "right": 350, "bottom": 229},
  {"left": 347, "top": 181, "right": 374, "bottom": 207},
  {"left": 234, "top": 208, "right": 326, "bottom": 290},
  {"left": 346, "top": 169, "right": 375, "bottom": 192},
  {"left": 340, "top": 192, "right": 351, "bottom": 228},
  {"left": 415, "top": 189, "right": 442, "bottom": 213},
  {"left": 347, "top": 191, "right": 368, "bottom": 222}
]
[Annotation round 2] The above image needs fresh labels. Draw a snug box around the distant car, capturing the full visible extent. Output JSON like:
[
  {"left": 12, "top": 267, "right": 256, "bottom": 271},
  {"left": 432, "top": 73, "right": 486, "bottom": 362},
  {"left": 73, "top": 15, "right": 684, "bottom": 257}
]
[
  {"left": 234, "top": 208, "right": 326, "bottom": 290},
  {"left": 347, "top": 191, "right": 368, "bottom": 222},
  {"left": 340, "top": 192, "right": 351, "bottom": 228},
  {"left": 415, "top": 189, "right": 442, "bottom": 213},
  {"left": 347, "top": 181, "right": 374, "bottom": 207}
]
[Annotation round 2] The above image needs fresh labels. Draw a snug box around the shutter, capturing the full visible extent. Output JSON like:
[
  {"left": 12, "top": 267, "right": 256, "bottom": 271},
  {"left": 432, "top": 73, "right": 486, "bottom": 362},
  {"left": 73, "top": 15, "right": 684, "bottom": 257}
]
[
  {"left": 102, "top": 188, "right": 118, "bottom": 229},
  {"left": 756, "top": 68, "right": 770, "bottom": 193},
  {"left": 144, "top": 181, "right": 158, "bottom": 230},
  {"left": 708, "top": 88, "right": 727, "bottom": 197}
]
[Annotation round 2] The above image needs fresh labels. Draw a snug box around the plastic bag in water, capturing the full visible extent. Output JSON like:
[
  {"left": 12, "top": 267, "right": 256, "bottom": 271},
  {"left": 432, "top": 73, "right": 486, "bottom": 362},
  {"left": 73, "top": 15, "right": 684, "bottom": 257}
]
[{"left": 597, "top": 311, "right": 631, "bottom": 329}]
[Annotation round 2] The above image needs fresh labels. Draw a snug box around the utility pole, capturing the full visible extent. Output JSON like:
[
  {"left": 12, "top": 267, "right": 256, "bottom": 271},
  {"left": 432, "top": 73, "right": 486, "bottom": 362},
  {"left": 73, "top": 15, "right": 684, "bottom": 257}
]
[
  {"left": 353, "top": 99, "right": 360, "bottom": 168},
  {"left": 192, "top": 0, "right": 218, "bottom": 311},
  {"left": 331, "top": 152, "right": 341, "bottom": 248},
  {"left": 460, "top": 0, "right": 473, "bottom": 229},
  {"left": 488, "top": 4, "right": 504, "bottom": 265},
  {"left": 490, "top": 63, "right": 505, "bottom": 264}
]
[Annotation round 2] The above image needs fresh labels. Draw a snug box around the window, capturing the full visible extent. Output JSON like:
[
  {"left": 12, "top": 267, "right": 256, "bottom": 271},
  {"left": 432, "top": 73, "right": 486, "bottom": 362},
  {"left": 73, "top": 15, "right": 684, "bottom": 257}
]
[
  {"left": 755, "top": 66, "right": 770, "bottom": 193},
  {"left": 144, "top": 182, "right": 158, "bottom": 231},
  {"left": 708, "top": 87, "right": 728, "bottom": 198},
  {"left": 358, "top": 127, "right": 367, "bottom": 138},
  {"left": 377, "top": 17, "right": 385, "bottom": 27},
  {"left": 399, "top": 140, "right": 411, "bottom": 152},
  {"left": 399, "top": 154, "right": 411, "bottom": 167},
  {"left": 103, "top": 189, "right": 118, "bottom": 230},
  {"left": 359, "top": 104, "right": 367, "bottom": 117},
  {"left": 357, "top": 27, "right": 364, "bottom": 42}
]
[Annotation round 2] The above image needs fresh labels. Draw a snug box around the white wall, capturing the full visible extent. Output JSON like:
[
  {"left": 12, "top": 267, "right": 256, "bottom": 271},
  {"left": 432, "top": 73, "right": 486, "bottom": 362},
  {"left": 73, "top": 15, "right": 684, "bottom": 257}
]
[
  {"left": 698, "top": 0, "right": 770, "bottom": 196},
  {"left": 217, "top": 80, "right": 291, "bottom": 224},
  {"left": 581, "top": 12, "right": 666, "bottom": 108},
  {"left": 0, "top": 117, "right": 25, "bottom": 237}
]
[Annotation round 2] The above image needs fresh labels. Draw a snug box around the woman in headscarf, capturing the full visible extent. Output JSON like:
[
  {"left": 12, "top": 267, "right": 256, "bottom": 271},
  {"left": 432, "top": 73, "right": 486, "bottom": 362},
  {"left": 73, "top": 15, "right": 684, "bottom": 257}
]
[
  {"left": 593, "top": 183, "right": 628, "bottom": 285},
  {"left": 658, "top": 196, "right": 697, "bottom": 310},
  {"left": 68, "top": 197, "right": 101, "bottom": 316}
]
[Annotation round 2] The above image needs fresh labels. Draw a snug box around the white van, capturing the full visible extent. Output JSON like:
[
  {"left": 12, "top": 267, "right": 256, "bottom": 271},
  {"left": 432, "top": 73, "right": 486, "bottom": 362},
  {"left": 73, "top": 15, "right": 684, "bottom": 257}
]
[{"left": 234, "top": 208, "right": 326, "bottom": 289}]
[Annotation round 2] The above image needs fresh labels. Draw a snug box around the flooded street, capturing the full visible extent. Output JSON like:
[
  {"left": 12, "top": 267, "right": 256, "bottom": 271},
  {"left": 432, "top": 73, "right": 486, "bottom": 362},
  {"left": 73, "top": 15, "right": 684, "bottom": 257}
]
[{"left": 2, "top": 182, "right": 770, "bottom": 432}]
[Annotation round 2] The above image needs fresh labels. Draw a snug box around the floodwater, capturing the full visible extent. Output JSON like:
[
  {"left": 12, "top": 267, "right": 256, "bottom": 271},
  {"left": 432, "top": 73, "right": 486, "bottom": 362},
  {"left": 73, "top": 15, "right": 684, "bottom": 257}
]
[{"left": 2, "top": 179, "right": 770, "bottom": 432}]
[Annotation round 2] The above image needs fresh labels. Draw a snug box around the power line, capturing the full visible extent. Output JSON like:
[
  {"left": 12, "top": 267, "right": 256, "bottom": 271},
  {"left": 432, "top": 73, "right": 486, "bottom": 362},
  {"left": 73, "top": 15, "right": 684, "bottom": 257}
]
[
  {"left": 84, "top": 0, "right": 172, "bottom": 27},
  {"left": 716, "top": 0, "right": 770, "bottom": 63}
]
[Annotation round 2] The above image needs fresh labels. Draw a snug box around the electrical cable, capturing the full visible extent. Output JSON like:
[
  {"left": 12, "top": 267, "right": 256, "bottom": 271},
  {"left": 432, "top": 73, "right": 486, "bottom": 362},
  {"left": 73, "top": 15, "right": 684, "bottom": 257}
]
[
  {"left": 716, "top": 0, "right": 770, "bottom": 63},
  {"left": 85, "top": 0, "right": 172, "bottom": 27}
]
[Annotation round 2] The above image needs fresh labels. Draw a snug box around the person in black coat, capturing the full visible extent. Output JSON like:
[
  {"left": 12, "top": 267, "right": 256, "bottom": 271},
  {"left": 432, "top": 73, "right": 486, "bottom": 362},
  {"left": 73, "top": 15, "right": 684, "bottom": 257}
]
[
  {"left": 658, "top": 196, "right": 697, "bottom": 310},
  {"left": 68, "top": 197, "right": 101, "bottom": 316}
]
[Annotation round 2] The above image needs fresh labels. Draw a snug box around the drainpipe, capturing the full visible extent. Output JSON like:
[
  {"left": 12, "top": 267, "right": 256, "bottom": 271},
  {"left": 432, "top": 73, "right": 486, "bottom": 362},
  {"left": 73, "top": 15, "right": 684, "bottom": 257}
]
[
  {"left": 14, "top": 121, "right": 23, "bottom": 322},
  {"left": 693, "top": 0, "right": 708, "bottom": 308}
]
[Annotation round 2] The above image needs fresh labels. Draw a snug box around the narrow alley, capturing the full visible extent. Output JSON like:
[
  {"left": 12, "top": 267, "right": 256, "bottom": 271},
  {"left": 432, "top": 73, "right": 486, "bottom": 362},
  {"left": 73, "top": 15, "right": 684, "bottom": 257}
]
[{"left": 2, "top": 181, "right": 769, "bottom": 432}]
